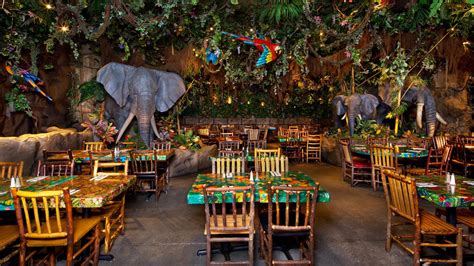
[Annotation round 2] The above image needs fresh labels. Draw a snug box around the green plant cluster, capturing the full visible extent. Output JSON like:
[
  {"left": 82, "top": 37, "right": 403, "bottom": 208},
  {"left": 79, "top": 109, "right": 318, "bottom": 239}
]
[
  {"left": 173, "top": 130, "right": 201, "bottom": 151},
  {"left": 5, "top": 87, "right": 33, "bottom": 117}
]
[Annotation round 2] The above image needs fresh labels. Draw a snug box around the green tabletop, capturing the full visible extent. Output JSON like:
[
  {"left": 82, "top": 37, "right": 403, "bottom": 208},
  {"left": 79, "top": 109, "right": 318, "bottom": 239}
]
[
  {"left": 416, "top": 175, "right": 474, "bottom": 208},
  {"left": 186, "top": 171, "right": 330, "bottom": 204},
  {"left": 278, "top": 137, "right": 304, "bottom": 143},
  {"left": 0, "top": 174, "right": 136, "bottom": 211},
  {"left": 351, "top": 146, "right": 428, "bottom": 158}
]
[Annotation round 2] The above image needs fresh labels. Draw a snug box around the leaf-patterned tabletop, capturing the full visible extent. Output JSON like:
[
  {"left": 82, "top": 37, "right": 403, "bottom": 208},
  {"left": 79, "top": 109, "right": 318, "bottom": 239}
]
[
  {"left": 186, "top": 171, "right": 330, "bottom": 204},
  {"left": 0, "top": 174, "right": 136, "bottom": 211},
  {"left": 416, "top": 175, "right": 474, "bottom": 208},
  {"left": 48, "top": 149, "right": 175, "bottom": 163}
]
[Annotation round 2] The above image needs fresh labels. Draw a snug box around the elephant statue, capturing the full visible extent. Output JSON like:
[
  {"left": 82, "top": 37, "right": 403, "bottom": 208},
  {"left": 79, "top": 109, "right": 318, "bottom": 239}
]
[
  {"left": 333, "top": 93, "right": 391, "bottom": 136},
  {"left": 402, "top": 86, "right": 446, "bottom": 137},
  {"left": 96, "top": 62, "right": 186, "bottom": 147}
]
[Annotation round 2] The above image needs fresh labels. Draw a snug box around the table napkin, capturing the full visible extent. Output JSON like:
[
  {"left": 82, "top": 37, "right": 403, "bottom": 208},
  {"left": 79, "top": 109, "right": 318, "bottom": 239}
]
[
  {"left": 416, "top": 182, "right": 438, "bottom": 188},
  {"left": 26, "top": 176, "right": 49, "bottom": 183},
  {"left": 90, "top": 174, "right": 109, "bottom": 181}
]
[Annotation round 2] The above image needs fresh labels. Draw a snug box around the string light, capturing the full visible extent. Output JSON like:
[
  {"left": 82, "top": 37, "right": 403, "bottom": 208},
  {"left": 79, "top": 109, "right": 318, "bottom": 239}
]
[
  {"left": 60, "top": 25, "right": 69, "bottom": 32},
  {"left": 227, "top": 96, "right": 232, "bottom": 104},
  {"left": 250, "top": 28, "right": 254, "bottom": 33},
  {"left": 209, "top": 27, "right": 214, "bottom": 31},
  {"left": 45, "top": 4, "right": 53, "bottom": 9},
  {"left": 260, "top": 101, "right": 265, "bottom": 107}
]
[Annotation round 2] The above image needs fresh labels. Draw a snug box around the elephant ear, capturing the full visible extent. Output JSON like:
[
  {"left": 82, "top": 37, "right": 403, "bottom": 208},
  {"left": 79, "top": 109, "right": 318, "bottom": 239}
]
[
  {"left": 96, "top": 62, "right": 136, "bottom": 107},
  {"left": 360, "top": 94, "right": 379, "bottom": 116},
  {"left": 151, "top": 70, "right": 186, "bottom": 112},
  {"left": 333, "top": 95, "right": 346, "bottom": 116}
]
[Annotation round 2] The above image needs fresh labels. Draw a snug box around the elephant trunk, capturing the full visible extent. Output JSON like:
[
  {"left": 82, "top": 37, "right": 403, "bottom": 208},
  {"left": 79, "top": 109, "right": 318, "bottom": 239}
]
[
  {"left": 424, "top": 101, "right": 437, "bottom": 137},
  {"left": 348, "top": 113, "right": 356, "bottom": 136},
  {"left": 416, "top": 103, "right": 424, "bottom": 129},
  {"left": 137, "top": 114, "right": 152, "bottom": 147}
]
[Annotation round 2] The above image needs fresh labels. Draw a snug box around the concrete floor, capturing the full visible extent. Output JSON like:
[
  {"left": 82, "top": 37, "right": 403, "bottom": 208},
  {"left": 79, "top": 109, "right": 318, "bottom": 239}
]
[{"left": 108, "top": 162, "right": 421, "bottom": 265}]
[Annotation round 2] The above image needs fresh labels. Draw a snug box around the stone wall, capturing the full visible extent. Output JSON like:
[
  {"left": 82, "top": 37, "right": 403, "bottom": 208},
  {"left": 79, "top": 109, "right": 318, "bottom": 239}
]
[
  {"left": 321, "top": 136, "right": 341, "bottom": 167},
  {"left": 0, "top": 127, "right": 92, "bottom": 176},
  {"left": 182, "top": 117, "right": 317, "bottom": 128}
]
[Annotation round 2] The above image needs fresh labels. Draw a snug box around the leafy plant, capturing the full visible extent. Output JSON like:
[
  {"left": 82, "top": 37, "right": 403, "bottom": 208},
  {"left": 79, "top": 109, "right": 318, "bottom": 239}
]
[
  {"left": 259, "top": 0, "right": 304, "bottom": 24},
  {"left": 5, "top": 87, "right": 33, "bottom": 117},
  {"left": 173, "top": 130, "right": 201, "bottom": 151},
  {"left": 79, "top": 80, "right": 105, "bottom": 103}
]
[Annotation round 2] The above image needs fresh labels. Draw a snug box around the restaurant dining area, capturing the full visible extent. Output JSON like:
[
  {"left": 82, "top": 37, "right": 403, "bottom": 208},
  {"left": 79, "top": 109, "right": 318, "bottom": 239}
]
[{"left": 0, "top": 1, "right": 473, "bottom": 265}]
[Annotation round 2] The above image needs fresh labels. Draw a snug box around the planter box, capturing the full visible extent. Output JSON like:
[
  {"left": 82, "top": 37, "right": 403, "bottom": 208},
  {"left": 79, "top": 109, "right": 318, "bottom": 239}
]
[
  {"left": 169, "top": 144, "right": 217, "bottom": 177},
  {"left": 321, "top": 136, "right": 341, "bottom": 166}
]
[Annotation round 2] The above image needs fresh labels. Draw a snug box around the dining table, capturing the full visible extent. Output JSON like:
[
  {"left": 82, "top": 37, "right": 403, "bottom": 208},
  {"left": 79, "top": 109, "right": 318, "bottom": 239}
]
[
  {"left": 48, "top": 149, "right": 175, "bottom": 164},
  {"left": 351, "top": 145, "right": 429, "bottom": 158},
  {"left": 187, "top": 171, "right": 330, "bottom": 204},
  {"left": 0, "top": 174, "right": 136, "bottom": 212},
  {"left": 415, "top": 174, "right": 474, "bottom": 225}
]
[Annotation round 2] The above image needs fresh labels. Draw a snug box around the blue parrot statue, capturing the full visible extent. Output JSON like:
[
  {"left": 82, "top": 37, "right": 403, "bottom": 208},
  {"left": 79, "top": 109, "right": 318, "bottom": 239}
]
[{"left": 6, "top": 65, "right": 53, "bottom": 102}]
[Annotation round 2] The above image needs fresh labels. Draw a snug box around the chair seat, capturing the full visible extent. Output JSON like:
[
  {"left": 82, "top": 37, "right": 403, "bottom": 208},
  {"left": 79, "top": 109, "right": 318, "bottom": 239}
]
[
  {"left": 204, "top": 214, "right": 251, "bottom": 235},
  {"left": 405, "top": 168, "right": 426, "bottom": 175},
  {"left": 0, "top": 225, "right": 19, "bottom": 249},
  {"left": 451, "top": 159, "right": 474, "bottom": 166},
  {"left": 26, "top": 216, "right": 102, "bottom": 247},
  {"left": 420, "top": 210, "right": 458, "bottom": 235},
  {"left": 436, "top": 208, "right": 474, "bottom": 228},
  {"left": 352, "top": 159, "right": 371, "bottom": 168}
]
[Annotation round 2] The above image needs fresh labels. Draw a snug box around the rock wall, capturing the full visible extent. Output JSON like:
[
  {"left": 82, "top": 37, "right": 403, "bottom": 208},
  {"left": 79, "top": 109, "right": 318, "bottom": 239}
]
[
  {"left": 0, "top": 127, "right": 92, "bottom": 176},
  {"left": 168, "top": 144, "right": 217, "bottom": 177},
  {"left": 321, "top": 136, "right": 341, "bottom": 166}
]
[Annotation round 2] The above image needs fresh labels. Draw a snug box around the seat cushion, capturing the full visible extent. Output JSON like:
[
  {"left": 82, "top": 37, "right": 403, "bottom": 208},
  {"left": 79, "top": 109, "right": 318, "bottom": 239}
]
[
  {"left": 420, "top": 210, "right": 458, "bottom": 235},
  {"left": 26, "top": 216, "right": 102, "bottom": 247},
  {"left": 352, "top": 158, "right": 371, "bottom": 168},
  {"left": 0, "top": 225, "right": 19, "bottom": 249}
]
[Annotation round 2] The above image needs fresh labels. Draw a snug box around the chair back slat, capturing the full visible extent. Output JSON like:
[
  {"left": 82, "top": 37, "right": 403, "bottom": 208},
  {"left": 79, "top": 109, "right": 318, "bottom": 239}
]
[
  {"left": 381, "top": 170, "right": 418, "bottom": 222},
  {"left": 130, "top": 150, "right": 160, "bottom": 175},
  {"left": 218, "top": 150, "right": 244, "bottom": 157},
  {"left": 43, "top": 149, "right": 73, "bottom": 162},
  {"left": 247, "top": 129, "right": 260, "bottom": 141},
  {"left": 219, "top": 140, "right": 240, "bottom": 151},
  {"left": 268, "top": 185, "right": 319, "bottom": 232},
  {"left": 152, "top": 141, "right": 172, "bottom": 151},
  {"left": 37, "top": 161, "right": 74, "bottom": 177},
  {"left": 13, "top": 189, "right": 71, "bottom": 239},
  {"left": 370, "top": 145, "right": 398, "bottom": 171},
  {"left": 211, "top": 157, "right": 245, "bottom": 174},
  {"left": 83, "top": 141, "right": 104, "bottom": 151},
  {"left": 0, "top": 161, "right": 24, "bottom": 180},
  {"left": 93, "top": 161, "right": 128, "bottom": 176},
  {"left": 204, "top": 185, "right": 255, "bottom": 233}
]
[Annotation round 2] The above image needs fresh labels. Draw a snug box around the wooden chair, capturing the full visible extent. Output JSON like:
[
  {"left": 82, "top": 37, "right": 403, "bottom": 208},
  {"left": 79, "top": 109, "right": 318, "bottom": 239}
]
[
  {"left": 283, "top": 137, "right": 301, "bottom": 161},
  {"left": 288, "top": 125, "right": 299, "bottom": 131},
  {"left": 220, "top": 132, "right": 234, "bottom": 138},
  {"left": 278, "top": 127, "right": 288, "bottom": 139},
  {"left": 259, "top": 185, "right": 318, "bottom": 265},
  {"left": 211, "top": 157, "right": 245, "bottom": 175},
  {"left": 118, "top": 141, "right": 138, "bottom": 150},
  {"left": 152, "top": 140, "right": 172, "bottom": 151},
  {"left": 12, "top": 188, "right": 101, "bottom": 266},
  {"left": 367, "top": 137, "right": 388, "bottom": 146},
  {"left": 130, "top": 150, "right": 164, "bottom": 201},
  {"left": 247, "top": 140, "right": 266, "bottom": 154},
  {"left": 451, "top": 142, "right": 474, "bottom": 178},
  {"left": 247, "top": 129, "right": 259, "bottom": 141},
  {"left": 36, "top": 161, "right": 75, "bottom": 176},
  {"left": 259, "top": 126, "right": 269, "bottom": 141},
  {"left": 218, "top": 150, "right": 244, "bottom": 158},
  {"left": 370, "top": 144, "right": 398, "bottom": 191},
  {"left": 433, "top": 135, "right": 448, "bottom": 150},
  {"left": 256, "top": 156, "right": 289, "bottom": 173},
  {"left": 406, "top": 145, "right": 453, "bottom": 176},
  {"left": 339, "top": 140, "right": 372, "bottom": 187},
  {"left": 436, "top": 208, "right": 474, "bottom": 249},
  {"left": 380, "top": 170, "right": 463, "bottom": 265},
  {"left": 219, "top": 140, "right": 240, "bottom": 151},
  {"left": 203, "top": 185, "right": 255, "bottom": 265},
  {"left": 0, "top": 161, "right": 23, "bottom": 180},
  {"left": 89, "top": 150, "right": 115, "bottom": 175},
  {"left": 83, "top": 141, "right": 104, "bottom": 151},
  {"left": 0, "top": 224, "right": 19, "bottom": 264},
  {"left": 43, "top": 149, "right": 73, "bottom": 162},
  {"left": 255, "top": 148, "right": 281, "bottom": 173},
  {"left": 92, "top": 160, "right": 128, "bottom": 255},
  {"left": 306, "top": 134, "right": 322, "bottom": 163}
]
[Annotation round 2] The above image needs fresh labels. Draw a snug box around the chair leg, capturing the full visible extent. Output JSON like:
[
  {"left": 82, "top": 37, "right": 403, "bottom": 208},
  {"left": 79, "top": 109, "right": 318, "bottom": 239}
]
[
  {"left": 457, "top": 228, "right": 463, "bottom": 266},
  {"left": 413, "top": 232, "right": 421, "bottom": 266},
  {"left": 249, "top": 236, "right": 254, "bottom": 266},
  {"left": 67, "top": 240, "right": 74, "bottom": 266},
  {"left": 93, "top": 225, "right": 100, "bottom": 266},
  {"left": 104, "top": 217, "right": 111, "bottom": 254},
  {"left": 49, "top": 248, "right": 56, "bottom": 265},
  {"left": 385, "top": 212, "right": 392, "bottom": 252},
  {"left": 206, "top": 236, "right": 211, "bottom": 265},
  {"left": 19, "top": 242, "right": 26, "bottom": 266}
]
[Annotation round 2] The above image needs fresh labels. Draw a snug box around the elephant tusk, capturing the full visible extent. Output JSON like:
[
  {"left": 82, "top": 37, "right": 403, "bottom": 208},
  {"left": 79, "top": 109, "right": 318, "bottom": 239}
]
[
  {"left": 358, "top": 114, "right": 362, "bottom": 120},
  {"left": 416, "top": 103, "right": 424, "bottom": 129},
  {"left": 115, "top": 112, "right": 135, "bottom": 143},
  {"left": 151, "top": 114, "right": 160, "bottom": 139},
  {"left": 341, "top": 113, "right": 347, "bottom": 120},
  {"left": 436, "top": 112, "right": 447, "bottom": 125}
]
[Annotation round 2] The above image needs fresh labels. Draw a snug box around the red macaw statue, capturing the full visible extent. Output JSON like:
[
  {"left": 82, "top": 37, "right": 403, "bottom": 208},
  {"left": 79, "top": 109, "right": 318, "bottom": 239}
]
[
  {"left": 222, "top": 31, "right": 282, "bottom": 67},
  {"left": 5, "top": 65, "right": 53, "bottom": 102}
]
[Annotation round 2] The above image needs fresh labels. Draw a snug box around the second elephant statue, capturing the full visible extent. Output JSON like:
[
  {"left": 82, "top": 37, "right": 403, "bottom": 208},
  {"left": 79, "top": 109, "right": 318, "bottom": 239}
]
[
  {"left": 333, "top": 93, "right": 391, "bottom": 136},
  {"left": 97, "top": 62, "right": 186, "bottom": 147}
]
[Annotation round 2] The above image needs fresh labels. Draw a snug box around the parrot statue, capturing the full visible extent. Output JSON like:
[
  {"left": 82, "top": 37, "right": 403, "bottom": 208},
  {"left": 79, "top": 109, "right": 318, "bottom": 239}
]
[
  {"left": 205, "top": 48, "right": 221, "bottom": 65},
  {"left": 221, "top": 31, "right": 282, "bottom": 67},
  {"left": 5, "top": 65, "right": 53, "bottom": 102}
]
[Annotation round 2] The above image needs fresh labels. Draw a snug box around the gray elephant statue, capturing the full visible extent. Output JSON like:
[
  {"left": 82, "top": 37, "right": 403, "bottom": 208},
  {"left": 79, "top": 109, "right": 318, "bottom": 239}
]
[
  {"left": 402, "top": 86, "right": 446, "bottom": 137},
  {"left": 333, "top": 93, "right": 391, "bottom": 136},
  {"left": 96, "top": 62, "right": 186, "bottom": 147}
]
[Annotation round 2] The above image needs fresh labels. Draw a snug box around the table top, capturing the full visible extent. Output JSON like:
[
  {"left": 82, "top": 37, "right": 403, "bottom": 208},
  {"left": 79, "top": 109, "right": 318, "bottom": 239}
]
[
  {"left": 216, "top": 136, "right": 241, "bottom": 142},
  {"left": 0, "top": 174, "right": 136, "bottom": 211},
  {"left": 416, "top": 175, "right": 474, "bottom": 208},
  {"left": 351, "top": 145, "right": 428, "bottom": 158},
  {"left": 49, "top": 149, "right": 175, "bottom": 163},
  {"left": 186, "top": 171, "right": 330, "bottom": 204}
]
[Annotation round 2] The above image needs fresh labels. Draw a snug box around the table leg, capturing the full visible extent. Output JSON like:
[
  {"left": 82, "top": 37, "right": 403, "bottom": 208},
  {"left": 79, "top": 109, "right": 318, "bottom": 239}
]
[{"left": 445, "top": 207, "right": 457, "bottom": 226}]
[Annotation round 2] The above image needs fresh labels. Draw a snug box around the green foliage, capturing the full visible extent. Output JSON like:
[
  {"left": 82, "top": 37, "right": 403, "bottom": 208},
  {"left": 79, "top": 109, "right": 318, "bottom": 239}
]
[
  {"left": 79, "top": 80, "right": 105, "bottom": 103},
  {"left": 353, "top": 118, "right": 390, "bottom": 140},
  {"left": 173, "top": 130, "right": 201, "bottom": 151},
  {"left": 259, "top": 0, "right": 304, "bottom": 24},
  {"left": 5, "top": 88, "right": 33, "bottom": 117}
]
